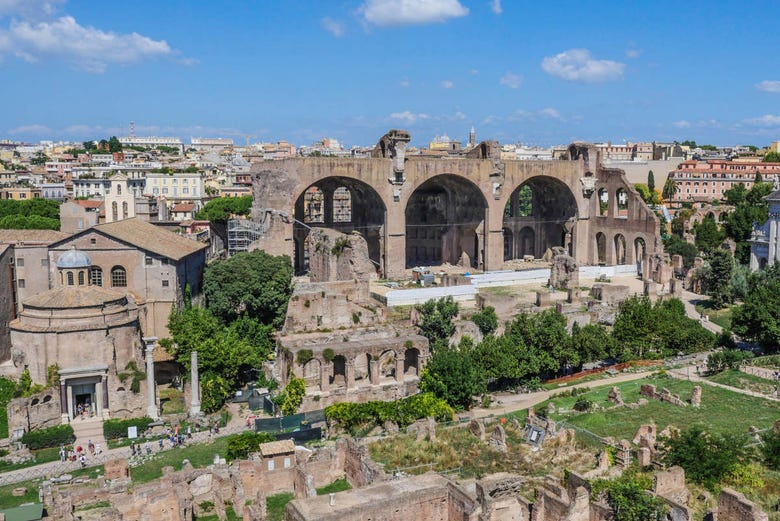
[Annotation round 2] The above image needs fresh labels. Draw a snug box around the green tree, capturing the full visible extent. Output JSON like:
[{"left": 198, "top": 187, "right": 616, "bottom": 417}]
[
  {"left": 647, "top": 170, "right": 655, "bottom": 193},
  {"left": 571, "top": 323, "right": 617, "bottom": 364},
  {"left": 195, "top": 196, "right": 253, "bottom": 223},
  {"left": 693, "top": 215, "right": 724, "bottom": 255},
  {"left": 662, "top": 424, "right": 750, "bottom": 490},
  {"left": 724, "top": 182, "right": 772, "bottom": 264},
  {"left": 471, "top": 306, "right": 498, "bottom": 336},
  {"left": 761, "top": 429, "right": 780, "bottom": 470},
  {"left": 705, "top": 249, "right": 734, "bottom": 308},
  {"left": 731, "top": 266, "right": 780, "bottom": 352},
  {"left": 633, "top": 183, "right": 653, "bottom": 205},
  {"left": 662, "top": 178, "right": 677, "bottom": 202},
  {"left": 420, "top": 342, "right": 485, "bottom": 410},
  {"left": 108, "top": 136, "right": 122, "bottom": 153},
  {"left": 416, "top": 297, "right": 459, "bottom": 350},
  {"left": 83, "top": 140, "right": 97, "bottom": 151},
  {"left": 203, "top": 250, "right": 293, "bottom": 328},
  {"left": 754, "top": 171, "right": 763, "bottom": 184},
  {"left": 226, "top": 431, "right": 276, "bottom": 461},
  {"left": 30, "top": 151, "right": 49, "bottom": 165},
  {"left": 504, "top": 309, "right": 577, "bottom": 377},
  {"left": 662, "top": 235, "right": 697, "bottom": 268},
  {"left": 762, "top": 151, "right": 780, "bottom": 162}
]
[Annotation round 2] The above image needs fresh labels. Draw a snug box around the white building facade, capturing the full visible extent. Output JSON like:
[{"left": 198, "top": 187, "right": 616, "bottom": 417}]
[{"left": 750, "top": 180, "right": 780, "bottom": 271}]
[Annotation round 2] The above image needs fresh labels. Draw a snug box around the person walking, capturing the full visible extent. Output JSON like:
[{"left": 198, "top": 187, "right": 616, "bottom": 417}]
[
  {"left": 59, "top": 445, "right": 66, "bottom": 462},
  {"left": 80, "top": 453, "right": 86, "bottom": 468}
]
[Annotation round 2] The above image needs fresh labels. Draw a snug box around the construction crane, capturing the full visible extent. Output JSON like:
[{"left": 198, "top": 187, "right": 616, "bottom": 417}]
[{"left": 241, "top": 134, "right": 257, "bottom": 151}]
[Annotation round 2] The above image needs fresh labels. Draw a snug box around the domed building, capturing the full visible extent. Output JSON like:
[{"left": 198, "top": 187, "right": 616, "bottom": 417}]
[{"left": 9, "top": 247, "right": 147, "bottom": 422}]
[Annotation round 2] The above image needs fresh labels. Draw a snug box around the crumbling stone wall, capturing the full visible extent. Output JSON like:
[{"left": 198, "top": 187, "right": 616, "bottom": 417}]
[
  {"left": 7, "top": 387, "right": 61, "bottom": 439},
  {"left": 640, "top": 384, "right": 687, "bottom": 407},
  {"left": 307, "top": 228, "right": 377, "bottom": 283},
  {"left": 550, "top": 254, "right": 579, "bottom": 290},
  {"left": 716, "top": 488, "right": 768, "bottom": 521},
  {"left": 339, "top": 438, "right": 387, "bottom": 488}
]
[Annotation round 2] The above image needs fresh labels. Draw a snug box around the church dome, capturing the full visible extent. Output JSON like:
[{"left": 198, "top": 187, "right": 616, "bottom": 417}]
[{"left": 56, "top": 247, "right": 92, "bottom": 269}]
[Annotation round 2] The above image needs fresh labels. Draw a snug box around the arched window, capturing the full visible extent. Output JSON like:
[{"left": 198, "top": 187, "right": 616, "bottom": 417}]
[
  {"left": 77, "top": 271, "right": 85, "bottom": 285},
  {"left": 122, "top": 201, "right": 128, "bottom": 220},
  {"left": 90, "top": 267, "right": 103, "bottom": 286},
  {"left": 111, "top": 266, "right": 127, "bottom": 287},
  {"left": 66, "top": 271, "right": 74, "bottom": 285},
  {"left": 112, "top": 201, "right": 118, "bottom": 222},
  {"left": 117, "top": 184, "right": 122, "bottom": 195}
]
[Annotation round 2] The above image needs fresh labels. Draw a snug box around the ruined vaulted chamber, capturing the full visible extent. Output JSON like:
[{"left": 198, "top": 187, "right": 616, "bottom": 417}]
[{"left": 250, "top": 131, "right": 661, "bottom": 279}]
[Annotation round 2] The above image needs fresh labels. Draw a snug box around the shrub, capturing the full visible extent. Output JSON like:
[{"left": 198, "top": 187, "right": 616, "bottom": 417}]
[
  {"left": 706, "top": 349, "right": 754, "bottom": 374},
  {"left": 226, "top": 431, "right": 276, "bottom": 461},
  {"left": 325, "top": 392, "right": 454, "bottom": 434},
  {"left": 322, "top": 348, "right": 335, "bottom": 362},
  {"left": 296, "top": 349, "right": 313, "bottom": 366},
  {"left": 103, "top": 417, "right": 155, "bottom": 440},
  {"left": 21, "top": 424, "right": 75, "bottom": 449},
  {"left": 472, "top": 306, "right": 498, "bottom": 336},
  {"left": 277, "top": 377, "right": 306, "bottom": 416},
  {"left": 761, "top": 429, "right": 780, "bottom": 470},
  {"left": 573, "top": 397, "right": 593, "bottom": 412}
]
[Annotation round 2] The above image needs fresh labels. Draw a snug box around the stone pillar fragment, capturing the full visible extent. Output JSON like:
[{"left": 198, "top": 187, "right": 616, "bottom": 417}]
[
  {"left": 395, "top": 357, "right": 405, "bottom": 382},
  {"left": 369, "top": 359, "right": 380, "bottom": 385},
  {"left": 190, "top": 350, "right": 201, "bottom": 416},
  {"left": 143, "top": 337, "right": 159, "bottom": 420}
]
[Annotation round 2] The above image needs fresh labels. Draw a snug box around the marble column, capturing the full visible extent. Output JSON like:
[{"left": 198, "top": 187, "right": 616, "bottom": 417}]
[
  {"left": 101, "top": 376, "right": 109, "bottom": 411},
  {"left": 190, "top": 350, "right": 201, "bottom": 416},
  {"left": 143, "top": 337, "right": 159, "bottom": 420},
  {"left": 345, "top": 360, "right": 355, "bottom": 390},
  {"left": 369, "top": 359, "right": 380, "bottom": 385}
]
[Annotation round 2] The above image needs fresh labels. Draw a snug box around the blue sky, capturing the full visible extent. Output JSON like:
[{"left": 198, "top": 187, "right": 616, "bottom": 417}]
[{"left": 1, "top": 0, "right": 780, "bottom": 147}]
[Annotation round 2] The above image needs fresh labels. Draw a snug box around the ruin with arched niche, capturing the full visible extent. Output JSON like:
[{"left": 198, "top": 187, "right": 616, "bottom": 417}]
[{"left": 250, "top": 132, "right": 661, "bottom": 279}]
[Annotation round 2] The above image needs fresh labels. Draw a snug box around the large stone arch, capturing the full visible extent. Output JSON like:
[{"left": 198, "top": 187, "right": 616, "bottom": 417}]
[
  {"left": 293, "top": 176, "right": 386, "bottom": 274},
  {"left": 502, "top": 176, "right": 578, "bottom": 259},
  {"left": 405, "top": 174, "right": 488, "bottom": 268}
]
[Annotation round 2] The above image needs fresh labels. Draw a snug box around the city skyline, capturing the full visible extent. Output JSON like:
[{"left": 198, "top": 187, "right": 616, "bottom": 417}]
[{"left": 1, "top": 0, "right": 780, "bottom": 147}]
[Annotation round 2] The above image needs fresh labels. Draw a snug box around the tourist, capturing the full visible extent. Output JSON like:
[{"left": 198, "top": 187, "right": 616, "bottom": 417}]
[
  {"left": 145, "top": 441, "right": 152, "bottom": 455},
  {"left": 130, "top": 441, "right": 136, "bottom": 456},
  {"left": 159, "top": 438, "right": 164, "bottom": 450},
  {"left": 186, "top": 425, "right": 192, "bottom": 439},
  {"left": 88, "top": 440, "right": 95, "bottom": 455},
  {"left": 80, "top": 453, "right": 86, "bottom": 468},
  {"left": 214, "top": 420, "right": 219, "bottom": 434},
  {"left": 95, "top": 442, "right": 102, "bottom": 455},
  {"left": 59, "top": 445, "right": 65, "bottom": 462}
]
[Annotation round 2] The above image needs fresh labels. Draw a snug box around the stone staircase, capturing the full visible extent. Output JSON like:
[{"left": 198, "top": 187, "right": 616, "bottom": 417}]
[{"left": 70, "top": 417, "right": 107, "bottom": 453}]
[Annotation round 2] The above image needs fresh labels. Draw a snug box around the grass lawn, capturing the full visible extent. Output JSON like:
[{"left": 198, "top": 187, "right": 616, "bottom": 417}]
[
  {"left": 694, "top": 300, "right": 732, "bottom": 330},
  {"left": 707, "top": 369, "right": 778, "bottom": 396},
  {"left": 532, "top": 375, "right": 780, "bottom": 440},
  {"left": 751, "top": 355, "right": 780, "bottom": 370},
  {"left": 0, "top": 479, "right": 40, "bottom": 509},
  {"left": 0, "top": 446, "right": 61, "bottom": 473},
  {"left": 130, "top": 437, "right": 229, "bottom": 484},
  {"left": 266, "top": 492, "right": 295, "bottom": 521}
]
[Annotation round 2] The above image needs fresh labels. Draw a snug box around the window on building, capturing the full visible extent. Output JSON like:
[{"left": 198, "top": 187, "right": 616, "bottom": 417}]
[
  {"left": 153, "top": 188, "right": 159, "bottom": 195},
  {"left": 162, "top": 188, "right": 168, "bottom": 194},
  {"left": 15, "top": 258, "right": 23, "bottom": 267},
  {"left": 17, "top": 279, "right": 25, "bottom": 289},
  {"left": 183, "top": 188, "right": 189, "bottom": 194},
  {"left": 145, "top": 256, "right": 153, "bottom": 266},
  {"left": 284, "top": 457, "right": 291, "bottom": 468},
  {"left": 111, "top": 266, "right": 127, "bottom": 287},
  {"left": 67, "top": 271, "right": 74, "bottom": 285},
  {"left": 267, "top": 460, "right": 275, "bottom": 471},
  {"left": 78, "top": 271, "right": 85, "bottom": 285},
  {"left": 41, "top": 258, "right": 48, "bottom": 267},
  {"left": 162, "top": 280, "right": 169, "bottom": 287},
  {"left": 122, "top": 202, "right": 128, "bottom": 219},
  {"left": 161, "top": 258, "right": 169, "bottom": 265},
  {"left": 90, "top": 267, "right": 102, "bottom": 286},
  {"left": 90, "top": 238, "right": 97, "bottom": 245},
  {"left": 112, "top": 201, "right": 118, "bottom": 221}
]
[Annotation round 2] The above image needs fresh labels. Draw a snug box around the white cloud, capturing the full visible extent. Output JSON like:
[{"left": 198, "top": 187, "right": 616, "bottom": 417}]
[
  {"left": 744, "top": 114, "right": 780, "bottom": 127},
  {"left": 538, "top": 108, "right": 561, "bottom": 120},
  {"left": 469, "top": 68, "right": 479, "bottom": 75},
  {"left": 0, "top": 0, "right": 63, "bottom": 19},
  {"left": 453, "top": 111, "right": 466, "bottom": 120},
  {"left": 8, "top": 123, "right": 51, "bottom": 134},
  {"left": 756, "top": 80, "right": 780, "bottom": 93},
  {"left": 441, "top": 79, "right": 454, "bottom": 89},
  {"left": 499, "top": 71, "right": 522, "bottom": 89},
  {"left": 673, "top": 120, "right": 691, "bottom": 129},
  {"left": 399, "top": 78, "right": 410, "bottom": 87},
  {"left": 0, "top": 15, "right": 178, "bottom": 72},
  {"left": 389, "top": 110, "right": 430, "bottom": 124},
  {"left": 541, "top": 48, "right": 625, "bottom": 83},
  {"left": 625, "top": 48, "right": 642, "bottom": 59},
  {"left": 359, "top": 0, "right": 468, "bottom": 27},
  {"left": 321, "top": 17, "right": 345, "bottom": 37},
  {"left": 490, "top": 0, "right": 502, "bottom": 14}
]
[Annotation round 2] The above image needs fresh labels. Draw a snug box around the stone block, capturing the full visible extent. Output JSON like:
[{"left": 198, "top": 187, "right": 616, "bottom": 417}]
[
  {"left": 489, "top": 425, "right": 507, "bottom": 452},
  {"left": 469, "top": 419, "right": 485, "bottom": 441},
  {"left": 535, "top": 290, "right": 550, "bottom": 307},
  {"left": 637, "top": 447, "right": 651, "bottom": 467},
  {"left": 691, "top": 386, "right": 702, "bottom": 407},
  {"left": 103, "top": 458, "right": 130, "bottom": 481}
]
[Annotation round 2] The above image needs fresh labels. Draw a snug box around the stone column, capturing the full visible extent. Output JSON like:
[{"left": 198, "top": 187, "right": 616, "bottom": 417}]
[
  {"left": 345, "top": 360, "right": 355, "bottom": 390},
  {"left": 189, "top": 350, "right": 201, "bottom": 416},
  {"left": 101, "top": 376, "right": 109, "bottom": 411},
  {"left": 369, "top": 359, "right": 380, "bottom": 385},
  {"left": 60, "top": 380, "right": 69, "bottom": 422},
  {"left": 395, "top": 357, "right": 405, "bottom": 382},
  {"left": 66, "top": 385, "right": 74, "bottom": 421},
  {"left": 143, "top": 337, "right": 159, "bottom": 420}
]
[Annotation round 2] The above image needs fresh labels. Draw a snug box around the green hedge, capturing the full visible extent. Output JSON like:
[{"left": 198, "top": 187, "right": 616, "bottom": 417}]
[
  {"left": 103, "top": 417, "right": 155, "bottom": 440},
  {"left": 325, "top": 392, "right": 453, "bottom": 434},
  {"left": 20, "top": 424, "right": 74, "bottom": 450}
]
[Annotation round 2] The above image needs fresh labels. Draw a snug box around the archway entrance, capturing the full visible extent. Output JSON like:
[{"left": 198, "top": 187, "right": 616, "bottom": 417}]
[
  {"left": 503, "top": 177, "right": 578, "bottom": 260},
  {"left": 405, "top": 175, "right": 487, "bottom": 268},
  {"left": 293, "top": 177, "right": 386, "bottom": 275}
]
